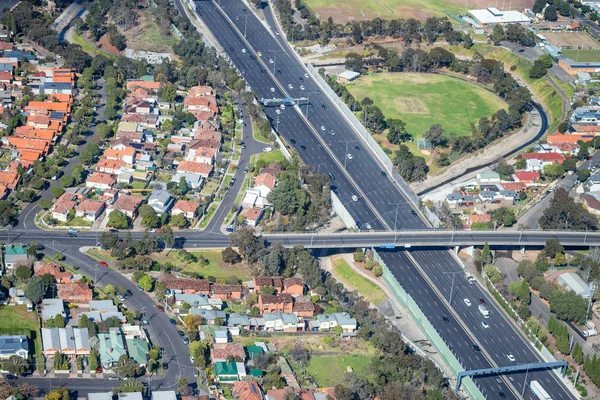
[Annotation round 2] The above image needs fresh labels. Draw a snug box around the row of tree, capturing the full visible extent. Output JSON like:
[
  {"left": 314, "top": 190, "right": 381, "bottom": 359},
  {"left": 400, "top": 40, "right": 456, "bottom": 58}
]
[{"left": 548, "top": 315, "right": 571, "bottom": 355}]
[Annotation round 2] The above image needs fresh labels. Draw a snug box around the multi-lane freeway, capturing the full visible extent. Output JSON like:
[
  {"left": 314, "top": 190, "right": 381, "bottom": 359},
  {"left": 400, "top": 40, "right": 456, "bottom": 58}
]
[{"left": 185, "top": 0, "right": 576, "bottom": 398}]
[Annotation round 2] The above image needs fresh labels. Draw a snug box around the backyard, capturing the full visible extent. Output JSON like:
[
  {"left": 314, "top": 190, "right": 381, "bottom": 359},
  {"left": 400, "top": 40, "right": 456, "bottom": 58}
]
[
  {"left": 346, "top": 72, "right": 506, "bottom": 139},
  {"left": 0, "top": 305, "right": 42, "bottom": 370},
  {"left": 331, "top": 258, "right": 386, "bottom": 305},
  {"left": 303, "top": 354, "right": 373, "bottom": 387}
]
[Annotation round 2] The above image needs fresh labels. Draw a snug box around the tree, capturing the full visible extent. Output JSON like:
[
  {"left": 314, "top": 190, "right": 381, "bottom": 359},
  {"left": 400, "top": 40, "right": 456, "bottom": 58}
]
[
  {"left": 184, "top": 314, "right": 202, "bottom": 331},
  {"left": 463, "top": 33, "right": 474, "bottom": 49},
  {"left": 38, "top": 199, "right": 53, "bottom": 210},
  {"left": 544, "top": 4, "right": 558, "bottom": 21},
  {"left": 108, "top": 210, "right": 129, "bottom": 229},
  {"left": 372, "top": 264, "right": 384, "bottom": 277},
  {"left": 530, "top": 54, "right": 553, "bottom": 79},
  {"left": 386, "top": 119, "right": 410, "bottom": 144},
  {"left": 114, "top": 354, "right": 141, "bottom": 378},
  {"left": 533, "top": 0, "right": 546, "bottom": 13},
  {"left": 155, "top": 281, "right": 167, "bottom": 302},
  {"left": 159, "top": 226, "right": 175, "bottom": 248},
  {"left": 46, "top": 386, "right": 70, "bottom": 400},
  {"left": 50, "top": 186, "right": 65, "bottom": 199},
  {"left": 550, "top": 290, "right": 588, "bottom": 323},
  {"left": 517, "top": 301, "right": 531, "bottom": 320},
  {"left": 170, "top": 214, "right": 188, "bottom": 228},
  {"left": 1, "top": 355, "right": 28, "bottom": 376},
  {"left": 15, "top": 265, "right": 32, "bottom": 281},
  {"left": 59, "top": 175, "right": 74, "bottom": 188},
  {"left": 138, "top": 275, "right": 154, "bottom": 292},
  {"left": 509, "top": 279, "right": 530, "bottom": 302},
  {"left": 491, "top": 24, "right": 505, "bottom": 44},
  {"left": 177, "top": 378, "right": 190, "bottom": 396},
  {"left": 539, "top": 188, "right": 597, "bottom": 230},
  {"left": 353, "top": 249, "right": 364, "bottom": 263},
  {"left": 577, "top": 168, "right": 591, "bottom": 182},
  {"left": 222, "top": 247, "right": 241, "bottom": 264},
  {"left": 117, "top": 379, "right": 144, "bottom": 393},
  {"left": 492, "top": 207, "right": 516, "bottom": 227},
  {"left": 482, "top": 242, "right": 492, "bottom": 265},
  {"left": 99, "top": 232, "right": 119, "bottom": 250},
  {"left": 230, "top": 228, "right": 265, "bottom": 264},
  {"left": 544, "top": 239, "right": 564, "bottom": 258},
  {"left": 139, "top": 205, "right": 159, "bottom": 228},
  {"left": 424, "top": 124, "right": 448, "bottom": 148},
  {"left": 562, "top": 158, "right": 577, "bottom": 172}
]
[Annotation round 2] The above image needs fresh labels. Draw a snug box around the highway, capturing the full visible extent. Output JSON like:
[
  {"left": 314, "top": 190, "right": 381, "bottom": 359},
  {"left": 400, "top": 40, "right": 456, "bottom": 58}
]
[{"left": 188, "top": 1, "right": 577, "bottom": 398}]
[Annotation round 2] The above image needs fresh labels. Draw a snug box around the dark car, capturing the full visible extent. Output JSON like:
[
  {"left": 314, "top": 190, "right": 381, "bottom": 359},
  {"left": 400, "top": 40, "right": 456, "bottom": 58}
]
[
  {"left": 300, "top": 145, "right": 306, "bottom": 150},
  {"left": 157, "top": 305, "right": 164, "bottom": 312},
  {"left": 229, "top": 178, "right": 236, "bottom": 187},
  {"left": 381, "top": 171, "right": 386, "bottom": 176},
  {"left": 473, "top": 344, "right": 481, "bottom": 352},
  {"left": 178, "top": 330, "right": 184, "bottom": 336},
  {"left": 354, "top": 145, "right": 360, "bottom": 150},
  {"left": 290, "top": 139, "right": 296, "bottom": 144},
  {"left": 479, "top": 298, "right": 486, "bottom": 305},
  {"left": 66, "top": 232, "right": 77, "bottom": 238},
  {"left": 411, "top": 210, "right": 418, "bottom": 216},
  {"left": 182, "top": 337, "right": 189, "bottom": 345},
  {"left": 162, "top": 363, "right": 168, "bottom": 370},
  {"left": 229, "top": 47, "right": 234, "bottom": 51},
  {"left": 442, "top": 315, "right": 450, "bottom": 323},
  {"left": 170, "top": 319, "right": 176, "bottom": 325},
  {"left": 321, "top": 104, "right": 326, "bottom": 109},
  {"left": 498, "top": 392, "right": 506, "bottom": 398}
]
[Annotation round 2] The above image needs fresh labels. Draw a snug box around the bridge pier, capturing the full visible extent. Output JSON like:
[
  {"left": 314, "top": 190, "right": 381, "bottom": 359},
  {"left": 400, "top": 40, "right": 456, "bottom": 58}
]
[{"left": 521, "top": 246, "right": 526, "bottom": 254}]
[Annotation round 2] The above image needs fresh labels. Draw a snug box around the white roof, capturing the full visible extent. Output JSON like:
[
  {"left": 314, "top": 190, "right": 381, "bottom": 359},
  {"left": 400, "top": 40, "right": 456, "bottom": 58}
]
[
  {"left": 118, "top": 393, "right": 143, "bottom": 400},
  {"left": 338, "top": 70, "right": 361, "bottom": 80},
  {"left": 558, "top": 272, "right": 592, "bottom": 298},
  {"left": 88, "top": 393, "right": 113, "bottom": 400},
  {"left": 468, "top": 8, "right": 531, "bottom": 24},
  {"left": 151, "top": 391, "right": 177, "bottom": 400}
]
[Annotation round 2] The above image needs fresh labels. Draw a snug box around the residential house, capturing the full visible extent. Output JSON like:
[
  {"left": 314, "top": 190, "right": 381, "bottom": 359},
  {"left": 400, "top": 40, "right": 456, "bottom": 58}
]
[
  {"left": 126, "top": 337, "right": 149, "bottom": 367},
  {"left": 86, "top": 172, "right": 116, "bottom": 190},
  {"left": 211, "top": 343, "right": 246, "bottom": 363},
  {"left": 147, "top": 190, "right": 174, "bottom": 216},
  {"left": 150, "top": 392, "right": 177, "bottom": 400},
  {"left": 445, "top": 192, "right": 477, "bottom": 208},
  {"left": 173, "top": 293, "right": 223, "bottom": 311},
  {"left": 587, "top": 172, "right": 600, "bottom": 192},
  {"left": 212, "top": 284, "right": 243, "bottom": 300},
  {"left": 253, "top": 276, "right": 284, "bottom": 294},
  {"left": 476, "top": 170, "right": 501, "bottom": 184},
  {"left": 41, "top": 299, "right": 66, "bottom": 321},
  {"left": 40, "top": 81, "right": 73, "bottom": 95},
  {"left": 583, "top": 193, "right": 600, "bottom": 215},
  {"left": 0, "top": 335, "right": 28, "bottom": 359},
  {"left": 98, "top": 327, "right": 126, "bottom": 368},
  {"left": 57, "top": 283, "right": 92, "bottom": 304},
  {"left": 292, "top": 301, "right": 315, "bottom": 317},
  {"left": 258, "top": 294, "right": 293, "bottom": 314},
  {"left": 465, "top": 214, "right": 491, "bottom": 228},
  {"left": 314, "top": 312, "right": 357, "bottom": 332},
  {"left": 171, "top": 200, "right": 199, "bottom": 220},
  {"left": 512, "top": 171, "right": 540, "bottom": 185},
  {"left": 8, "top": 288, "right": 27, "bottom": 305},
  {"left": 215, "top": 361, "right": 240, "bottom": 382},
  {"left": 242, "top": 208, "right": 263, "bottom": 227},
  {"left": 185, "top": 146, "right": 217, "bottom": 164},
  {"left": 171, "top": 172, "right": 204, "bottom": 190},
  {"left": 231, "top": 381, "right": 263, "bottom": 400},
  {"left": 108, "top": 194, "right": 144, "bottom": 218},
  {"left": 51, "top": 192, "right": 77, "bottom": 222},
  {"left": 214, "top": 331, "right": 229, "bottom": 344},
  {"left": 283, "top": 278, "right": 304, "bottom": 296},
  {"left": 75, "top": 199, "right": 106, "bottom": 222},
  {"left": 176, "top": 161, "right": 213, "bottom": 179},
  {"left": 159, "top": 276, "right": 210, "bottom": 294},
  {"left": 97, "top": 159, "right": 127, "bottom": 175},
  {"left": 253, "top": 173, "right": 276, "bottom": 198},
  {"left": 521, "top": 153, "right": 565, "bottom": 172},
  {"left": 104, "top": 147, "right": 136, "bottom": 164},
  {"left": 34, "top": 263, "right": 71, "bottom": 283},
  {"left": 190, "top": 309, "right": 226, "bottom": 324},
  {"left": 226, "top": 313, "right": 251, "bottom": 331},
  {"left": 82, "top": 300, "right": 126, "bottom": 323},
  {"left": 263, "top": 313, "right": 304, "bottom": 332},
  {"left": 41, "top": 327, "right": 90, "bottom": 356}
]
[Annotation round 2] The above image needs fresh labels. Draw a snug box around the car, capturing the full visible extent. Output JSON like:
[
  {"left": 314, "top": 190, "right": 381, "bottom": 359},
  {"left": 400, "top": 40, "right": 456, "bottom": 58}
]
[
  {"left": 229, "top": 47, "right": 234, "bottom": 51},
  {"left": 170, "top": 319, "right": 176, "bottom": 325},
  {"left": 177, "top": 330, "right": 184, "bottom": 336},
  {"left": 473, "top": 344, "right": 480, "bottom": 352},
  {"left": 275, "top": 31, "right": 279, "bottom": 35},
  {"left": 157, "top": 305, "right": 164, "bottom": 312},
  {"left": 96, "top": 367, "right": 103, "bottom": 373},
  {"left": 288, "top": 84, "right": 293, "bottom": 89},
  {"left": 69, "top": 228, "right": 79, "bottom": 233},
  {"left": 108, "top": 376, "right": 120, "bottom": 381},
  {"left": 347, "top": 153, "right": 353, "bottom": 160},
  {"left": 5, "top": 374, "right": 16, "bottom": 380},
  {"left": 241, "top": 48, "right": 247, "bottom": 54},
  {"left": 300, "top": 85, "right": 305, "bottom": 90},
  {"left": 117, "top": 295, "right": 125, "bottom": 301},
  {"left": 442, "top": 315, "right": 450, "bottom": 323},
  {"left": 226, "top": 224, "right": 236, "bottom": 232},
  {"left": 280, "top": 104, "right": 285, "bottom": 110},
  {"left": 275, "top": 109, "right": 281, "bottom": 115},
  {"left": 99, "top": 261, "right": 108, "bottom": 267},
  {"left": 51, "top": 171, "right": 64, "bottom": 180},
  {"left": 229, "top": 178, "right": 236, "bottom": 186},
  {"left": 182, "top": 337, "right": 189, "bottom": 345},
  {"left": 269, "top": 59, "right": 274, "bottom": 63},
  {"left": 463, "top": 298, "right": 472, "bottom": 306},
  {"left": 518, "top": 48, "right": 524, "bottom": 52},
  {"left": 411, "top": 210, "right": 417, "bottom": 216},
  {"left": 330, "top": 130, "right": 335, "bottom": 135},
  {"left": 194, "top": 370, "right": 199, "bottom": 377},
  {"left": 290, "top": 139, "right": 296, "bottom": 144},
  {"left": 352, "top": 195, "right": 358, "bottom": 201},
  {"left": 142, "top": 319, "right": 149, "bottom": 326},
  {"left": 162, "top": 363, "right": 168, "bottom": 370},
  {"left": 481, "top": 321, "right": 489, "bottom": 328},
  {"left": 299, "top": 77, "right": 304, "bottom": 81},
  {"left": 320, "top": 125, "right": 326, "bottom": 131},
  {"left": 244, "top": 167, "right": 249, "bottom": 173},
  {"left": 381, "top": 171, "right": 386, "bottom": 176},
  {"left": 498, "top": 392, "right": 506, "bottom": 399},
  {"left": 365, "top": 222, "right": 372, "bottom": 230},
  {"left": 257, "top": 51, "right": 262, "bottom": 56},
  {"left": 263, "top": 147, "right": 273, "bottom": 152},
  {"left": 328, "top": 173, "right": 335, "bottom": 180},
  {"left": 148, "top": 229, "right": 156, "bottom": 233},
  {"left": 241, "top": 143, "right": 246, "bottom": 149},
  {"left": 66, "top": 232, "right": 77, "bottom": 238},
  {"left": 304, "top": 73, "right": 309, "bottom": 78},
  {"left": 270, "top": 87, "right": 275, "bottom": 92},
  {"left": 321, "top": 104, "right": 326, "bottom": 109},
  {"left": 354, "top": 145, "right": 360, "bottom": 150},
  {"left": 506, "top": 354, "right": 515, "bottom": 362},
  {"left": 300, "top": 145, "right": 306, "bottom": 151},
  {"left": 479, "top": 298, "right": 485, "bottom": 305},
  {"left": 136, "top": 285, "right": 143, "bottom": 292}
]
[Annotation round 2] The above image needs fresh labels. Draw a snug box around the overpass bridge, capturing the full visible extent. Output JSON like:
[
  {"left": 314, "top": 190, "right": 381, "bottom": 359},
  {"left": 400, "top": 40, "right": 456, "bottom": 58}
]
[{"left": 7, "top": 229, "right": 600, "bottom": 250}]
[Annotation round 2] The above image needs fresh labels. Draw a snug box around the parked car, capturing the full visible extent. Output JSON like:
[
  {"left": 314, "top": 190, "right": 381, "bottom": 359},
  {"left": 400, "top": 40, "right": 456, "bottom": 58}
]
[
  {"left": 182, "top": 337, "right": 189, "bottom": 345},
  {"left": 157, "top": 305, "right": 164, "bottom": 312},
  {"left": 66, "top": 232, "right": 77, "bottom": 238},
  {"left": 136, "top": 285, "right": 143, "bottom": 292},
  {"left": 99, "top": 261, "right": 108, "bottom": 267}
]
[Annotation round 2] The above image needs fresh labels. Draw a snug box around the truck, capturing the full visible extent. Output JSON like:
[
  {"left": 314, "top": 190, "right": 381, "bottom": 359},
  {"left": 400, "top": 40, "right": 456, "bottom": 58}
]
[
  {"left": 583, "top": 329, "right": 597, "bottom": 337},
  {"left": 478, "top": 305, "right": 490, "bottom": 318},
  {"left": 530, "top": 380, "right": 552, "bottom": 400}
]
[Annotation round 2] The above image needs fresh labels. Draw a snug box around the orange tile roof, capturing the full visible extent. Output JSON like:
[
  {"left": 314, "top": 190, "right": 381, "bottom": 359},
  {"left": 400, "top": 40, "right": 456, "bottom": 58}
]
[
  {"left": 14, "top": 126, "right": 56, "bottom": 141},
  {"left": 87, "top": 172, "right": 116, "bottom": 186},
  {"left": 76, "top": 199, "right": 105, "bottom": 213},
  {"left": 26, "top": 101, "right": 70, "bottom": 113},
  {"left": 243, "top": 208, "right": 263, "bottom": 221},
  {"left": 104, "top": 147, "right": 135, "bottom": 160},
  {"left": 177, "top": 161, "right": 213, "bottom": 175},
  {"left": 0, "top": 71, "right": 12, "bottom": 81},
  {"left": 467, "top": 214, "right": 491, "bottom": 224},
  {"left": 126, "top": 80, "right": 161, "bottom": 91},
  {"left": 52, "top": 76, "right": 73, "bottom": 84},
  {"left": 211, "top": 343, "right": 246, "bottom": 360},
  {"left": 18, "top": 151, "right": 42, "bottom": 163},
  {"left": 232, "top": 381, "right": 262, "bottom": 400},
  {"left": 254, "top": 173, "right": 276, "bottom": 190},
  {"left": 57, "top": 283, "right": 92, "bottom": 302},
  {"left": 111, "top": 194, "right": 144, "bottom": 212},
  {"left": 97, "top": 158, "right": 126, "bottom": 172},
  {"left": 34, "top": 263, "right": 71, "bottom": 282},
  {"left": 52, "top": 192, "right": 77, "bottom": 214},
  {"left": 173, "top": 200, "right": 198, "bottom": 214},
  {"left": 547, "top": 134, "right": 594, "bottom": 145},
  {"left": 27, "top": 114, "right": 50, "bottom": 126},
  {"left": 0, "top": 170, "right": 17, "bottom": 189},
  {"left": 8, "top": 137, "right": 50, "bottom": 154},
  {"left": 48, "top": 93, "right": 72, "bottom": 103}
]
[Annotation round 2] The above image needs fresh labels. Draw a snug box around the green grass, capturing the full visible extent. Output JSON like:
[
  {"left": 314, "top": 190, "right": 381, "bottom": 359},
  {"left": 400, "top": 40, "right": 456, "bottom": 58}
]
[
  {"left": 252, "top": 122, "right": 271, "bottom": 143},
  {"left": 562, "top": 49, "right": 600, "bottom": 62},
  {"left": 223, "top": 175, "right": 232, "bottom": 187},
  {"left": 70, "top": 30, "right": 117, "bottom": 60},
  {"left": 346, "top": 72, "right": 506, "bottom": 138},
  {"left": 152, "top": 250, "right": 251, "bottom": 280},
  {"left": 305, "top": 354, "right": 373, "bottom": 387},
  {"left": 331, "top": 258, "right": 386, "bottom": 305},
  {"left": 257, "top": 150, "right": 284, "bottom": 164},
  {"left": 0, "top": 306, "right": 42, "bottom": 370},
  {"left": 69, "top": 217, "right": 93, "bottom": 227},
  {"left": 202, "top": 181, "right": 220, "bottom": 195},
  {"left": 198, "top": 204, "right": 218, "bottom": 229},
  {"left": 302, "top": 0, "right": 463, "bottom": 22}
]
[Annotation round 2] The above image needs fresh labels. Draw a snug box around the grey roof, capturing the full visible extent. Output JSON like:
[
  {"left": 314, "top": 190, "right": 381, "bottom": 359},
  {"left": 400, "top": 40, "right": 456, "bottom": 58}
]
[
  {"left": 148, "top": 190, "right": 174, "bottom": 214},
  {"left": 42, "top": 81, "right": 72, "bottom": 91},
  {"left": 214, "top": 331, "right": 228, "bottom": 339},
  {"left": 557, "top": 273, "right": 592, "bottom": 298},
  {"left": 151, "top": 391, "right": 177, "bottom": 400},
  {"left": 118, "top": 393, "right": 143, "bottom": 400},
  {"left": 175, "top": 293, "right": 210, "bottom": 307},
  {"left": 227, "top": 313, "right": 250, "bottom": 326},
  {"left": 3, "top": 50, "right": 35, "bottom": 60},
  {"left": 262, "top": 312, "right": 298, "bottom": 324},
  {"left": 317, "top": 312, "right": 357, "bottom": 327},
  {"left": 0, "top": 63, "right": 13, "bottom": 71},
  {"left": 446, "top": 192, "right": 464, "bottom": 201},
  {"left": 190, "top": 309, "right": 226, "bottom": 320},
  {"left": 90, "top": 300, "right": 118, "bottom": 312},
  {"left": 88, "top": 393, "right": 113, "bottom": 400},
  {"left": 41, "top": 299, "right": 66, "bottom": 321},
  {"left": 479, "top": 190, "right": 496, "bottom": 198},
  {"left": 0, "top": 335, "right": 28, "bottom": 358},
  {"left": 41, "top": 328, "right": 60, "bottom": 352},
  {"left": 498, "top": 190, "right": 518, "bottom": 198}
]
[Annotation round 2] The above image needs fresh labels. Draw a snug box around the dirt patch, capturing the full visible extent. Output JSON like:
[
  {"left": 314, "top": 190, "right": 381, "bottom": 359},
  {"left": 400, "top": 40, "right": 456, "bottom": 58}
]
[
  {"left": 96, "top": 34, "right": 122, "bottom": 56},
  {"left": 543, "top": 31, "right": 600, "bottom": 49},
  {"left": 394, "top": 97, "right": 428, "bottom": 114},
  {"left": 120, "top": 8, "right": 177, "bottom": 53}
]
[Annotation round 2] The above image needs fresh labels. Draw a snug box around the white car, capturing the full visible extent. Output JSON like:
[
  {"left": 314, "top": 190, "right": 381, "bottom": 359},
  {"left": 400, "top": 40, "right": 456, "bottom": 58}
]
[
  {"left": 288, "top": 84, "right": 293, "bottom": 89},
  {"left": 275, "top": 109, "right": 281, "bottom": 115},
  {"left": 270, "top": 87, "right": 275, "bottom": 93},
  {"left": 304, "top": 73, "right": 309, "bottom": 78},
  {"left": 352, "top": 195, "right": 358, "bottom": 201},
  {"left": 507, "top": 354, "right": 515, "bottom": 362},
  {"left": 300, "top": 85, "right": 305, "bottom": 90},
  {"left": 280, "top": 104, "right": 285, "bottom": 110},
  {"left": 330, "top": 130, "right": 335, "bottom": 135},
  {"left": 263, "top": 147, "right": 273, "bottom": 152},
  {"left": 275, "top": 31, "right": 279, "bottom": 35},
  {"left": 321, "top": 126, "right": 326, "bottom": 131},
  {"left": 269, "top": 59, "right": 274, "bottom": 64},
  {"left": 241, "top": 48, "right": 247, "bottom": 54},
  {"left": 481, "top": 321, "right": 489, "bottom": 329},
  {"left": 347, "top": 153, "right": 353, "bottom": 160},
  {"left": 463, "top": 298, "right": 472, "bottom": 307}
]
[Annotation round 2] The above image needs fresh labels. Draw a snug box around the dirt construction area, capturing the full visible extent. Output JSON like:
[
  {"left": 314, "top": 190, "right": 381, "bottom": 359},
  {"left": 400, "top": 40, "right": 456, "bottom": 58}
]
[{"left": 543, "top": 31, "right": 600, "bottom": 49}]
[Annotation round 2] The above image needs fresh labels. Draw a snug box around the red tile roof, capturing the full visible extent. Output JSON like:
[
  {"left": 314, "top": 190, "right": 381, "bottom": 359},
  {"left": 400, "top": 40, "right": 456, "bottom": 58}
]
[
  {"left": 158, "top": 276, "right": 210, "bottom": 292},
  {"left": 513, "top": 171, "right": 541, "bottom": 181},
  {"left": 254, "top": 173, "right": 276, "bottom": 190},
  {"left": 521, "top": 153, "right": 565, "bottom": 162},
  {"left": 177, "top": 161, "right": 213, "bottom": 175},
  {"left": 173, "top": 200, "right": 199, "bottom": 214},
  {"left": 211, "top": 343, "right": 246, "bottom": 360},
  {"left": 232, "top": 381, "right": 262, "bottom": 400}
]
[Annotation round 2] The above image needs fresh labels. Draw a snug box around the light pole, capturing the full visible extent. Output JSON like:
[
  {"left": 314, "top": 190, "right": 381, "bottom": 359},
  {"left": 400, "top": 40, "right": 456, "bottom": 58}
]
[
  {"left": 341, "top": 139, "right": 357, "bottom": 169},
  {"left": 388, "top": 201, "right": 408, "bottom": 242},
  {"left": 269, "top": 49, "right": 285, "bottom": 75},
  {"left": 236, "top": 14, "right": 249, "bottom": 38},
  {"left": 443, "top": 271, "right": 464, "bottom": 305},
  {"left": 305, "top": 90, "right": 321, "bottom": 119}
]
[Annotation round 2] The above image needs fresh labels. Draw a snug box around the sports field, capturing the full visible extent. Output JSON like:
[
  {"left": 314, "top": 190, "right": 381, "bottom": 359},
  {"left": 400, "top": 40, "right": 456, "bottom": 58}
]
[
  {"left": 543, "top": 31, "right": 599, "bottom": 49},
  {"left": 302, "top": 0, "right": 533, "bottom": 22},
  {"left": 562, "top": 49, "right": 600, "bottom": 62},
  {"left": 346, "top": 72, "right": 506, "bottom": 138}
]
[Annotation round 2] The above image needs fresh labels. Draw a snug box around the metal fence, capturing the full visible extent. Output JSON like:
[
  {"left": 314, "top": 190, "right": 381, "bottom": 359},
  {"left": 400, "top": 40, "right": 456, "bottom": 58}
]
[{"left": 373, "top": 249, "right": 484, "bottom": 400}]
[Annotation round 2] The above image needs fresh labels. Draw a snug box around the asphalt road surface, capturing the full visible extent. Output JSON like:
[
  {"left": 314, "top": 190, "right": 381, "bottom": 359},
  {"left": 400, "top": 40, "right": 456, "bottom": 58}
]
[{"left": 189, "top": 1, "right": 577, "bottom": 397}]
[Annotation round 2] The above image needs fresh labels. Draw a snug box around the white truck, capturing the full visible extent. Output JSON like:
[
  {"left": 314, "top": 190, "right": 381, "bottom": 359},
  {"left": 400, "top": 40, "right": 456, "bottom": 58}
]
[
  {"left": 530, "top": 380, "right": 552, "bottom": 400},
  {"left": 583, "top": 329, "right": 597, "bottom": 337},
  {"left": 478, "top": 305, "right": 490, "bottom": 318}
]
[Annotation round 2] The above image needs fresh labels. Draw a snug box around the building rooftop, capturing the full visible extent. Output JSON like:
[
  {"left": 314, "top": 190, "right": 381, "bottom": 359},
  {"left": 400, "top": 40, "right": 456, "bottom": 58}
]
[{"left": 557, "top": 272, "right": 592, "bottom": 298}]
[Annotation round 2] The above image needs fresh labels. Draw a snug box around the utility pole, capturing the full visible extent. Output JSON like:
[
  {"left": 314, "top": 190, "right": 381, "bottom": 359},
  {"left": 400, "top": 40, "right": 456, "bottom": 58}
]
[
  {"left": 236, "top": 14, "right": 249, "bottom": 38},
  {"left": 268, "top": 49, "right": 285, "bottom": 75},
  {"left": 340, "top": 139, "right": 357, "bottom": 169},
  {"left": 443, "top": 271, "right": 464, "bottom": 305}
]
